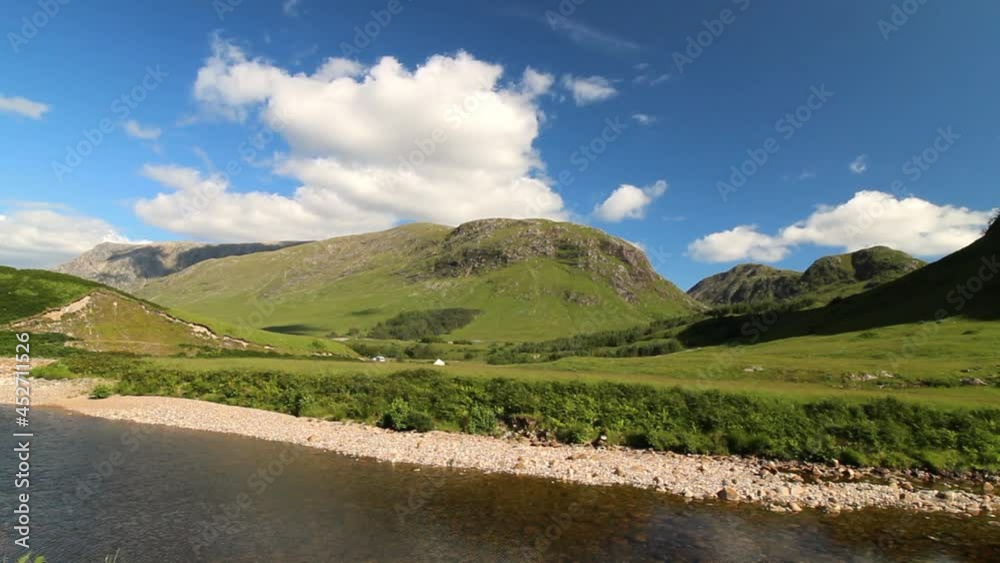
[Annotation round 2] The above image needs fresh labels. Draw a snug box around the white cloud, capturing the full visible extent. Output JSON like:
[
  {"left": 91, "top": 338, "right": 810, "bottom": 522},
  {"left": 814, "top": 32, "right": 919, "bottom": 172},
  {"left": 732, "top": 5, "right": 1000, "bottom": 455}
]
[
  {"left": 0, "top": 207, "right": 135, "bottom": 268},
  {"left": 282, "top": 0, "right": 301, "bottom": 17},
  {"left": 0, "top": 95, "right": 50, "bottom": 120},
  {"left": 688, "top": 225, "right": 791, "bottom": 263},
  {"left": 593, "top": 180, "right": 667, "bottom": 222},
  {"left": 137, "top": 40, "right": 566, "bottom": 241},
  {"left": 650, "top": 73, "right": 671, "bottom": 86},
  {"left": 546, "top": 16, "right": 639, "bottom": 51},
  {"left": 560, "top": 75, "right": 618, "bottom": 106},
  {"left": 633, "top": 69, "right": 670, "bottom": 86},
  {"left": 626, "top": 240, "right": 647, "bottom": 253},
  {"left": 849, "top": 154, "right": 869, "bottom": 175},
  {"left": 124, "top": 120, "right": 162, "bottom": 140},
  {"left": 631, "top": 113, "right": 657, "bottom": 126},
  {"left": 688, "top": 190, "right": 995, "bottom": 263},
  {"left": 798, "top": 170, "right": 816, "bottom": 180},
  {"left": 136, "top": 164, "right": 395, "bottom": 242},
  {"left": 314, "top": 57, "right": 364, "bottom": 80},
  {"left": 521, "top": 67, "right": 555, "bottom": 98}
]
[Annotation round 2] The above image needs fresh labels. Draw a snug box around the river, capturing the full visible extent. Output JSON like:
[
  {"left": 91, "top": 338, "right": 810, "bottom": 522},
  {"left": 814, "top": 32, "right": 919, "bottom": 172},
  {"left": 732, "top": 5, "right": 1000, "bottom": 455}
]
[{"left": 0, "top": 409, "right": 997, "bottom": 562}]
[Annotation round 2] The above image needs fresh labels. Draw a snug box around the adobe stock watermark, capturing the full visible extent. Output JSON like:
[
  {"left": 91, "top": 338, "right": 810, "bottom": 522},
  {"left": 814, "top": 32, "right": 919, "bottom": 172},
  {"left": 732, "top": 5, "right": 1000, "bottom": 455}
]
[
  {"left": 841, "top": 127, "right": 959, "bottom": 247},
  {"left": 884, "top": 250, "right": 998, "bottom": 371},
  {"left": 178, "top": 110, "right": 291, "bottom": 219},
  {"left": 511, "top": 115, "right": 631, "bottom": 220},
  {"left": 394, "top": 471, "right": 448, "bottom": 524},
  {"left": 878, "top": 0, "right": 929, "bottom": 41},
  {"left": 62, "top": 424, "right": 158, "bottom": 514},
  {"left": 190, "top": 446, "right": 301, "bottom": 556},
  {"left": 717, "top": 84, "right": 834, "bottom": 201},
  {"left": 386, "top": 78, "right": 495, "bottom": 185},
  {"left": 339, "top": 0, "right": 413, "bottom": 57},
  {"left": 7, "top": 0, "right": 72, "bottom": 54},
  {"left": 672, "top": 0, "right": 751, "bottom": 74},
  {"left": 51, "top": 65, "right": 169, "bottom": 182}
]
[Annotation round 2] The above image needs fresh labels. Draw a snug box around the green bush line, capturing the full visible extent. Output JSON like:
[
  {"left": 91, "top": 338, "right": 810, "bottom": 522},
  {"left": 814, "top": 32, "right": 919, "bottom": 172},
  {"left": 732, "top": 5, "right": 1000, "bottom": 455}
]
[
  {"left": 367, "top": 308, "right": 480, "bottom": 340},
  {"left": 111, "top": 368, "right": 1000, "bottom": 472}
]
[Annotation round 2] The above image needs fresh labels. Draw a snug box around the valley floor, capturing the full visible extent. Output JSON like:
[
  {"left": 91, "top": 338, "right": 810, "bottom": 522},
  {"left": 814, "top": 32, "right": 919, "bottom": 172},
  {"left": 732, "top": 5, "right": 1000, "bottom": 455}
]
[{"left": 6, "top": 374, "right": 997, "bottom": 519}]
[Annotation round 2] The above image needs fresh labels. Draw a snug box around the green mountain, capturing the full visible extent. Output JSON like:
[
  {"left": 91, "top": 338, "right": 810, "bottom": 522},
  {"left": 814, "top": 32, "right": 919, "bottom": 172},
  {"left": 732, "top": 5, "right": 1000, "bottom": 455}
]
[
  {"left": 687, "top": 264, "right": 801, "bottom": 305},
  {"left": 679, "top": 225, "right": 1000, "bottom": 346},
  {"left": 0, "top": 266, "right": 355, "bottom": 357},
  {"left": 688, "top": 247, "right": 926, "bottom": 306},
  {"left": 135, "top": 219, "right": 700, "bottom": 342}
]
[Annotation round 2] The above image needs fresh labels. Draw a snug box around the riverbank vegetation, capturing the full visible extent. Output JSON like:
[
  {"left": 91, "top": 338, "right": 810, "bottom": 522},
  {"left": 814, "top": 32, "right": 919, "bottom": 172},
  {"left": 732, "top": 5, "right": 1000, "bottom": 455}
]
[{"left": 95, "top": 367, "right": 1000, "bottom": 472}]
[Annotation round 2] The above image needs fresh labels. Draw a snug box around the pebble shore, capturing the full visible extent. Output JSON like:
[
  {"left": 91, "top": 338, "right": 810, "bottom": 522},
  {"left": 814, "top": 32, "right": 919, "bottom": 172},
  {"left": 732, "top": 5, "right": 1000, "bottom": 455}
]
[{"left": 4, "top": 374, "right": 998, "bottom": 518}]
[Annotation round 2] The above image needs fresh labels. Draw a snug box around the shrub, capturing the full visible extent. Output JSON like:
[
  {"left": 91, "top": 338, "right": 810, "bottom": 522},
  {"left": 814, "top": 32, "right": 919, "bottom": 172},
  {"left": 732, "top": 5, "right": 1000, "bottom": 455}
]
[
  {"left": 32, "top": 362, "right": 75, "bottom": 380},
  {"left": 837, "top": 448, "right": 868, "bottom": 467},
  {"left": 464, "top": 404, "right": 499, "bottom": 435},
  {"left": 89, "top": 384, "right": 114, "bottom": 400},
  {"left": 379, "top": 398, "right": 411, "bottom": 430},
  {"left": 403, "top": 411, "right": 435, "bottom": 433},
  {"left": 378, "top": 398, "right": 434, "bottom": 432},
  {"left": 555, "top": 422, "right": 592, "bottom": 445}
]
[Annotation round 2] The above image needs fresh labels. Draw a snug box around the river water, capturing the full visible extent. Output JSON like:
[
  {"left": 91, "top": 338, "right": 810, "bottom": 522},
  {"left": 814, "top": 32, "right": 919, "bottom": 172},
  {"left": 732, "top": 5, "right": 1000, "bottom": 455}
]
[{"left": 0, "top": 409, "right": 997, "bottom": 562}]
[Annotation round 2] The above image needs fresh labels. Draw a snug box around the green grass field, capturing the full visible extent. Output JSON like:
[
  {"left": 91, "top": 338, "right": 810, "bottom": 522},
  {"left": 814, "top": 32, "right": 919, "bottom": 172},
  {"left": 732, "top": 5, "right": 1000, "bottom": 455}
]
[{"left": 142, "top": 318, "right": 1000, "bottom": 409}]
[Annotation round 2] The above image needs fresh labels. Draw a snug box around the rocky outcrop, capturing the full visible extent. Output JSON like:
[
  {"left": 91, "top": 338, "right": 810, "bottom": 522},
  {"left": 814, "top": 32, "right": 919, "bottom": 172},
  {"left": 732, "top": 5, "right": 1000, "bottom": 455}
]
[
  {"left": 431, "top": 218, "right": 678, "bottom": 303},
  {"left": 55, "top": 241, "right": 308, "bottom": 292},
  {"left": 688, "top": 264, "right": 801, "bottom": 305}
]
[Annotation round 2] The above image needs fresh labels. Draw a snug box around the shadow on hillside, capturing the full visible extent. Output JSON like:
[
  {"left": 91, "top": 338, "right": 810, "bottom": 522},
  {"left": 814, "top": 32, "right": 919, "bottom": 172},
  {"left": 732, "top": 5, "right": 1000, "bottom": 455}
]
[
  {"left": 679, "top": 227, "right": 1000, "bottom": 347},
  {"left": 261, "top": 324, "right": 325, "bottom": 336}
]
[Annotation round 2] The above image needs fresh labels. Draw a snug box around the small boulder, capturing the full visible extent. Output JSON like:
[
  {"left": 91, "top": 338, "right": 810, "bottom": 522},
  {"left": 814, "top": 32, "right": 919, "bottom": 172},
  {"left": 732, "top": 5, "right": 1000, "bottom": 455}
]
[{"left": 717, "top": 487, "right": 740, "bottom": 502}]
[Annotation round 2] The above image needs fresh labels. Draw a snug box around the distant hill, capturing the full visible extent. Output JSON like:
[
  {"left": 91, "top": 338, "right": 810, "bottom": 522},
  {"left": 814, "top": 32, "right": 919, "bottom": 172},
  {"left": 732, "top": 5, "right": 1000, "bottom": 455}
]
[
  {"left": 54, "top": 241, "right": 308, "bottom": 292},
  {"left": 688, "top": 264, "right": 801, "bottom": 305},
  {"left": 0, "top": 266, "right": 354, "bottom": 357},
  {"left": 688, "top": 247, "right": 926, "bottom": 307},
  {"left": 135, "top": 219, "right": 701, "bottom": 342},
  {"left": 679, "top": 227, "right": 1000, "bottom": 346}
]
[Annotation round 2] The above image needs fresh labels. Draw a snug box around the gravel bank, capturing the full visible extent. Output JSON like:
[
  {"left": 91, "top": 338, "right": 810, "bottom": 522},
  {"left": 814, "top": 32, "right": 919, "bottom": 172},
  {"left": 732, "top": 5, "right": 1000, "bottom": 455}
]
[
  {"left": 0, "top": 358, "right": 96, "bottom": 403},
  {"left": 4, "top": 375, "right": 998, "bottom": 517}
]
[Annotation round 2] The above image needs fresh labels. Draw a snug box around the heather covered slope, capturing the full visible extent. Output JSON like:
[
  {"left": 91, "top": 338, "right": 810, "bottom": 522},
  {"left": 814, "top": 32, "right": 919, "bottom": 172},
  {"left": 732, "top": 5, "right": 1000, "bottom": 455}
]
[
  {"left": 688, "top": 247, "right": 926, "bottom": 307},
  {"left": 137, "top": 219, "right": 700, "bottom": 341}
]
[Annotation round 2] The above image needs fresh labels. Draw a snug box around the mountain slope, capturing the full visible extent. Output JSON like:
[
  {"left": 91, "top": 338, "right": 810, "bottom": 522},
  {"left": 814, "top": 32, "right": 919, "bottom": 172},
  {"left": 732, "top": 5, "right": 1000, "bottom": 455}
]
[
  {"left": 679, "top": 227, "right": 1000, "bottom": 346},
  {"left": 688, "top": 247, "right": 926, "bottom": 306},
  {"left": 136, "top": 219, "right": 700, "bottom": 341},
  {"left": 688, "top": 264, "right": 801, "bottom": 305},
  {"left": 55, "top": 241, "right": 307, "bottom": 292},
  {"left": 0, "top": 266, "right": 355, "bottom": 357}
]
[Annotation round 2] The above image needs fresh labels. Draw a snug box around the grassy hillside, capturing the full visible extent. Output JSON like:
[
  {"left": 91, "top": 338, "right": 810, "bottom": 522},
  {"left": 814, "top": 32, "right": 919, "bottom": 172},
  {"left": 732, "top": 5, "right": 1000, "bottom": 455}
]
[
  {"left": 688, "top": 247, "right": 926, "bottom": 307},
  {"left": 0, "top": 265, "right": 103, "bottom": 324},
  {"left": 679, "top": 228, "right": 999, "bottom": 346},
  {"left": 137, "top": 219, "right": 699, "bottom": 342},
  {"left": 1, "top": 266, "right": 356, "bottom": 357}
]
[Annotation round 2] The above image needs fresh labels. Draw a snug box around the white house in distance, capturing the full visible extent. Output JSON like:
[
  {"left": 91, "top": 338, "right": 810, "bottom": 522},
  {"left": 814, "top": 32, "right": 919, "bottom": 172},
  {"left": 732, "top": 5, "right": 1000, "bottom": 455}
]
[{"left": 433, "top": 359, "right": 446, "bottom": 366}]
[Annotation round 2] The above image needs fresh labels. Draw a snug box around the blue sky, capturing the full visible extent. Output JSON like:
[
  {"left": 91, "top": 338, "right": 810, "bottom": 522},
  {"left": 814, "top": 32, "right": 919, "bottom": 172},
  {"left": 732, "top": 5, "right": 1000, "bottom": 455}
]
[{"left": 1, "top": 0, "right": 997, "bottom": 289}]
